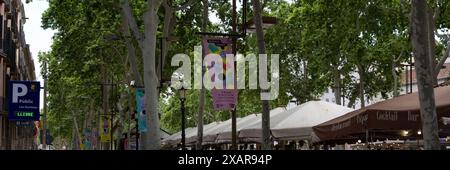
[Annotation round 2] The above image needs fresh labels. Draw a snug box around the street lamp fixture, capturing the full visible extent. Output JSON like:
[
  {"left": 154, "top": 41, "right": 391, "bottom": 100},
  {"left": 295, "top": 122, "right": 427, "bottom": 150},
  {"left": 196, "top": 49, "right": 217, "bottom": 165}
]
[
  {"left": 179, "top": 87, "right": 187, "bottom": 100},
  {"left": 402, "top": 130, "right": 409, "bottom": 137},
  {"left": 244, "top": 16, "right": 278, "bottom": 33},
  {"left": 130, "top": 80, "right": 144, "bottom": 89},
  {"left": 442, "top": 117, "right": 450, "bottom": 125},
  {"left": 179, "top": 87, "right": 187, "bottom": 150}
]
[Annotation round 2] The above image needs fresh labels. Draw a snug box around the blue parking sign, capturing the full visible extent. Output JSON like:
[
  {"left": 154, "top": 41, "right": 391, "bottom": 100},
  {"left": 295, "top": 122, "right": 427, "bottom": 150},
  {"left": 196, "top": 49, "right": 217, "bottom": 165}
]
[{"left": 8, "top": 81, "right": 41, "bottom": 121}]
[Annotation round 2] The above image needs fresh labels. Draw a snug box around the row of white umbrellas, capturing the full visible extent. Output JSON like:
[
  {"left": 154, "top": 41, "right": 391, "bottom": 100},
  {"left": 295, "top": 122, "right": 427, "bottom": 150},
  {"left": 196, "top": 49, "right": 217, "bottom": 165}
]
[{"left": 163, "top": 101, "right": 353, "bottom": 146}]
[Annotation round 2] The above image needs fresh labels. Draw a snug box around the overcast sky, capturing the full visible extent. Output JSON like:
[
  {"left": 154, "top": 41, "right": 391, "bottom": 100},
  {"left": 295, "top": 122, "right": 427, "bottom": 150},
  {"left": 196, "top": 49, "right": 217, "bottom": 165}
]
[{"left": 23, "top": 0, "right": 56, "bottom": 109}]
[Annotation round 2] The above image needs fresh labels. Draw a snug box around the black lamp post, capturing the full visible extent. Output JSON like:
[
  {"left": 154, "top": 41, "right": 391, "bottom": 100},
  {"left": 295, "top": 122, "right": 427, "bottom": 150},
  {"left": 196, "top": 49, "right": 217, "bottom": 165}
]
[
  {"left": 179, "top": 87, "right": 187, "bottom": 150},
  {"left": 130, "top": 80, "right": 142, "bottom": 150},
  {"left": 134, "top": 110, "right": 139, "bottom": 150},
  {"left": 194, "top": 0, "right": 278, "bottom": 150}
]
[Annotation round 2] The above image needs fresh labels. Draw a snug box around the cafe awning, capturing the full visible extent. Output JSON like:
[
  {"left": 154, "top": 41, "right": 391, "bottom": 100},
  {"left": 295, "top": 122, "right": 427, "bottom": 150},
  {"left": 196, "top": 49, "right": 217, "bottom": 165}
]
[{"left": 312, "top": 84, "right": 450, "bottom": 143}]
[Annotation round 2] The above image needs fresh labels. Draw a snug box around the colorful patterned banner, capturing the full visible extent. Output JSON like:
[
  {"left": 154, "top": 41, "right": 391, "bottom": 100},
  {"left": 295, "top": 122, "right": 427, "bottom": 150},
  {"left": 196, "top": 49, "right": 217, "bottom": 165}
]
[{"left": 203, "top": 37, "right": 238, "bottom": 110}]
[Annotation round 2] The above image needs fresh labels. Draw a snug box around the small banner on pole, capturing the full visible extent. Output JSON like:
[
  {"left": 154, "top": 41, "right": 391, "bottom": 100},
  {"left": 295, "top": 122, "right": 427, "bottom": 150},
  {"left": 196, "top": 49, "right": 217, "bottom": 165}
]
[
  {"left": 82, "top": 128, "right": 92, "bottom": 150},
  {"left": 100, "top": 115, "right": 111, "bottom": 142},
  {"left": 136, "top": 88, "right": 148, "bottom": 132}
]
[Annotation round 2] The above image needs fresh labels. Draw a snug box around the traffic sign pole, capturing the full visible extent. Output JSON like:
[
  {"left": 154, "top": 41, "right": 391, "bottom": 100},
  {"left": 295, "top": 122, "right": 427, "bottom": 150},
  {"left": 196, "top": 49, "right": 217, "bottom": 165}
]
[{"left": 43, "top": 60, "right": 48, "bottom": 150}]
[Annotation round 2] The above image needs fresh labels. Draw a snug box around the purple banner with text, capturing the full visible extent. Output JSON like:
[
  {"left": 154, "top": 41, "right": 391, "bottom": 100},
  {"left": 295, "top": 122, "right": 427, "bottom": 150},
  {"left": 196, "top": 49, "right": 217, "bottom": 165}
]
[{"left": 203, "top": 37, "right": 238, "bottom": 110}]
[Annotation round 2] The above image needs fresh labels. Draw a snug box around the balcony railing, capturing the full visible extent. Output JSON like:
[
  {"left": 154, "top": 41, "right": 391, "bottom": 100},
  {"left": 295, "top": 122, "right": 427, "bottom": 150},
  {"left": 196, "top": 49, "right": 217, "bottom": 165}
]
[{"left": 4, "top": 28, "right": 17, "bottom": 73}]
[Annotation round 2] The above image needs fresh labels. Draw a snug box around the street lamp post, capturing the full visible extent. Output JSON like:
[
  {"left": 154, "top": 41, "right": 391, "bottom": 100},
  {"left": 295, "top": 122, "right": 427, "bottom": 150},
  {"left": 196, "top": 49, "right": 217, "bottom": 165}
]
[
  {"left": 179, "top": 87, "right": 187, "bottom": 150},
  {"left": 417, "top": 130, "right": 422, "bottom": 149},
  {"left": 69, "top": 96, "right": 90, "bottom": 150},
  {"left": 194, "top": 0, "right": 277, "bottom": 150},
  {"left": 42, "top": 60, "right": 48, "bottom": 150},
  {"left": 136, "top": 114, "right": 139, "bottom": 150},
  {"left": 99, "top": 81, "right": 117, "bottom": 150},
  {"left": 410, "top": 55, "right": 413, "bottom": 93},
  {"left": 130, "top": 80, "right": 142, "bottom": 150},
  {"left": 133, "top": 110, "right": 139, "bottom": 150}
]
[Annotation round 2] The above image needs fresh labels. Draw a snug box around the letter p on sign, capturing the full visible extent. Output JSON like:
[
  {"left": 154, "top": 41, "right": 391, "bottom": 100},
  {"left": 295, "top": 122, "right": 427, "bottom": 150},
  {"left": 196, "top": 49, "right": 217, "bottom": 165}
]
[{"left": 12, "top": 83, "right": 28, "bottom": 103}]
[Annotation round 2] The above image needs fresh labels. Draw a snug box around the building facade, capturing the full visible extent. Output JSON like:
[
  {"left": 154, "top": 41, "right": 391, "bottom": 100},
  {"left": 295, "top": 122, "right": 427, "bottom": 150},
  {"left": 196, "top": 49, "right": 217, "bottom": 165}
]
[
  {"left": 400, "top": 62, "right": 450, "bottom": 95},
  {"left": 319, "top": 87, "right": 372, "bottom": 109},
  {"left": 0, "top": 0, "right": 36, "bottom": 150},
  {"left": 318, "top": 61, "right": 450, "bottom": 110}
]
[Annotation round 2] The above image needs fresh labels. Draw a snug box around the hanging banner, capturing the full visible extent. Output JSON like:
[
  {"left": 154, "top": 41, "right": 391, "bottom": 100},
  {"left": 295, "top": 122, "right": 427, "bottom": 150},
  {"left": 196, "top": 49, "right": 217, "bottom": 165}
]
[
  {"left": 100, "top": 115, "right": 111, "bottom": 142},
  {"left": 34, "top": 121, "right": 40, "bottom": 146},
  {"left": 203, "top": 37, "right": 238, "bottom": 110},
  {"left": 136, "top": 88, "right": 148, "bottom": 132},
  {"left": 82, "top": 128, "right": 92, "bottom": 150},
  {"left": 91, "top": 127, "right": 98, "bottom": 150}
]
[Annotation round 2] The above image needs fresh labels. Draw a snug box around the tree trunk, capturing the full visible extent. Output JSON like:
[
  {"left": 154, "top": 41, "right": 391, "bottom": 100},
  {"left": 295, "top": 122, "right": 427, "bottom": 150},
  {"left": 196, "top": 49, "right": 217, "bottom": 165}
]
[
  {"left": 88, "top": 101, "right": 95, "bottom": 130},
  {"left": 116, "top": 92, "right": 126, "bottom": 150},
  {"left": 95, "top": 109, "right": 101, "bottom": 150},
  {"left": 411, "top": 0, "right": 441, "bottom": 150},
  {"left": 253, "top": 0, "right": 271, "bottom": 150},
  {"left": 231, "top": 0, "right": 238, "bottom": 151},
  {"left": 159, "top": 1, "right": 176, "bottom": 81},
  {"left": 71, "top": 110, "right": 81, "bottom": 150},
  {"left": 121, "top": 0, "right": 163, "bottom": 150},
  {"left": 121, "top": 0, "right": 200, "bottom": 150},
  {"left": 302, "top": 60, "right": 307, "bottom": 79},
  {"left": 196, "top": 0, "right": 208, "bottom": 150},
  {"left": 72, "top": 123, "right": 76, "bottom": 150},
  {"left": 82, "top": 110, "right": 87, "bottom": 135},
  {"left": 405, "top": 62, "right": 409, "bottom": 93},
  {"left": 391, "top": 62, "right": 399, "bottom": 97},
  {"left": 121, "top": 47, "right": 134, "bottom": 150},
  {"left": 333, "top": 70, "right": 341, "bottom": 105},
  {"left": 392, "top": 53, "right": 402, "bottom": 97},
  {"left": 392, "top": 66, "right": 399, "bottom": 97},
  {"left": 434, "top": 41, "right": 450, "bottom": 81},
  {"left": 125, "top": 68, "right": 133, "bottom": 150},
  {"left": 101, "top": 65, "right": 110, "bottom": 150},
  {"left": 357, "top": 64, "right": 365, "bottom": 108},
  {"left": 140, "top": 0, "right": 163, "bottom": 150},
  {"left": 121, "top": 17, "right": 143, "bottom": 86},
  {"left": 427, "top": 6, "right": 438, "bottom": 85},
  {"left": 127, "top": 92, "right": 132, "bottom": 150},
  {"left": 347, "top": 93, "right": 356, "bottom": 109}
]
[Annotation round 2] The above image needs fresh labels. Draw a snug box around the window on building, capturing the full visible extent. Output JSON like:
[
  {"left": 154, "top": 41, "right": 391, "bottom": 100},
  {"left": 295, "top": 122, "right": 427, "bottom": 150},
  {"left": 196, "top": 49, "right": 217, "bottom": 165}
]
[
  {"left": 332, "top": 98, "right": 336, "bottom": 103},
  {"left": 326, "top": 99, "right": 329, "bottom": 102}
]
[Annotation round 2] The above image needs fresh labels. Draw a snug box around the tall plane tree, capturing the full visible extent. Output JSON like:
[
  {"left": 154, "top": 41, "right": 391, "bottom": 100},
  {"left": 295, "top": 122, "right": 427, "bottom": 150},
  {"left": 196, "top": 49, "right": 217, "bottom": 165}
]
[
  {"left": 411, "top": 0, "right": 440, "bottom": 150},
  {"left": 121, "top": 0, "right": 196, "bottom": 150}
]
